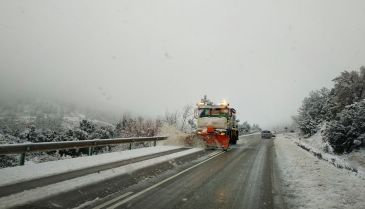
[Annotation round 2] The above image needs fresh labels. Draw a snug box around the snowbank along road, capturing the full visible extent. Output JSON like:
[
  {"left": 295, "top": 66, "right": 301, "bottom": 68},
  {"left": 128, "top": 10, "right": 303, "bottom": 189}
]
[{"left": 275, "top": 134, "right": 365, "bottom": 209}]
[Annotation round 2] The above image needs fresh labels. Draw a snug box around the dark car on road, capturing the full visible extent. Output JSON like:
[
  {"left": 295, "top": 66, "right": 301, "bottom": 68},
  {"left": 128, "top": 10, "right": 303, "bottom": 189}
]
[{"left": 261, "top": 130, "right": 273, "bottom": 139}]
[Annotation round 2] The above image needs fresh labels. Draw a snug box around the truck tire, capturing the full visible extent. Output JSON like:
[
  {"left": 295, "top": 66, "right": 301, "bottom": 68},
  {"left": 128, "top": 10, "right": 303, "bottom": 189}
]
[
  {"left": 230, "top": 131, "right": 238, "bottom": 145},
  {"left": 230, "top": 136, "right": 237, "bottom": 145}
]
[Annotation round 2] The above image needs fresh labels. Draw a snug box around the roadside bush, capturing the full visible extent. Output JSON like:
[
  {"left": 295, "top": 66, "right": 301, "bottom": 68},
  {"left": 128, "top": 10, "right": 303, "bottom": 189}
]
[
  {"left": 323, "top": 100, "right": 365, "bottom": 153},
  {"left": 0, "top": 155, "right": 18, "bottom": 168}
]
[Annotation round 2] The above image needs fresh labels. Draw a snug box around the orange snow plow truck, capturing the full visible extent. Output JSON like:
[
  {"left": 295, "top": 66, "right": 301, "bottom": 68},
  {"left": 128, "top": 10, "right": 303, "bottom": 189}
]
[{"left": 194, "top": 96, "right": 239, "bottom": 151}]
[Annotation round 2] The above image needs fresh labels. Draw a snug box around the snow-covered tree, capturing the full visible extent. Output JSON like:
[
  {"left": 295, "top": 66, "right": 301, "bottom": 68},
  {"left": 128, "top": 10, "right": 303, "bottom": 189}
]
[
  {"left": 164, "top": 111, "right": 179, "bottom": 127},
  {"left": 79, "top": 120, "right": 96, "bottom": 134},
  {"left": 329, "top": 67, "right": 365, "bottom": 116},
  {"left": 323, "top": 100, "right": 365, "bottom": 153},
  {"left": 251, "top": 124, "right": 262, "bottom": 132},
  {"left": 114, "top": 115, "right": 161, "bottom": 138},
  {"left": 180, "top": 104, "right": 194, "bottom": 132},
  {"left": 239, "top": 121, "right": 251, "bottom": 134},
  {"left": 297, "top": 88, "right": 330, "bottom": 135}
]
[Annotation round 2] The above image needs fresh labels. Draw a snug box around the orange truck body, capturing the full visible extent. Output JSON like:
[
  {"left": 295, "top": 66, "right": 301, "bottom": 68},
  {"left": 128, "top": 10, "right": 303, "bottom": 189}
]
[{"left": 197, "top": 129, "right": 230, "bottom": 150}]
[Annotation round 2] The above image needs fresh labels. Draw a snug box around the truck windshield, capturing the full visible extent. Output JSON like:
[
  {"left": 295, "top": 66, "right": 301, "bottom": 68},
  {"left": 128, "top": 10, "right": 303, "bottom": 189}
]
[{"left": 198, "top": 108, "right": 229, "bottom": 118}]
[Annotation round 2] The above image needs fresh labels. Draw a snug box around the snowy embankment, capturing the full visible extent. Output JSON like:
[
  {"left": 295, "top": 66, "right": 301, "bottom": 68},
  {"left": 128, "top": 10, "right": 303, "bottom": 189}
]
[
  {"left": 0, "top": 145, "right": 182, "bottom": 187},
  {"left": 275, "top": 134, "right": 365, "bottom": 209},
  {"left": 289, "top": 132, "right": 365, "bottom": 175},
  {"left": 0, "top": 146, "right": 203, "bottom": 208}
]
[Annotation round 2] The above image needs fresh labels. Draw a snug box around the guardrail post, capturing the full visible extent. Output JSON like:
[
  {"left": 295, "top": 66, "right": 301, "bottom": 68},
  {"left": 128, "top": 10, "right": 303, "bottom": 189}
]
[
  {"left": 19, "top": 153, "right": 26, "bottom": 166},
  {"left": 88, "top": 147, "right": 92, "bottom": 156},
  {"left": 154, "top": 140, "right": 157, "bottom": 146},
  {"left": 129, "top": 143, "right": 132, "bottom": 150}
]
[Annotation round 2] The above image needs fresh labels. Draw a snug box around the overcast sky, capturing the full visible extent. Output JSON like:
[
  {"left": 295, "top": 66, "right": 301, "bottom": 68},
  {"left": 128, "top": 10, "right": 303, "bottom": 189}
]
[{"left": 1, "top": 0, "right": 365, "bottom": 128}]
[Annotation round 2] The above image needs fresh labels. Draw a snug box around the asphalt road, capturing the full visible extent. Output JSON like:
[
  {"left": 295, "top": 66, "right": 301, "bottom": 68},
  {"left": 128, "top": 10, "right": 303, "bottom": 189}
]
[
  {"left": 91, "top": 135, "right": 284, "bottom": 209},
  {"left": 17, "top": 135, "right": 284, "bottom": 209}
]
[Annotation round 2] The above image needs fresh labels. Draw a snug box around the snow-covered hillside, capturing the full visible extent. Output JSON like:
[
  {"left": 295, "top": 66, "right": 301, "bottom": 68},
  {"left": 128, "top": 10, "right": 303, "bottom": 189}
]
[
  {"left": 0, "top": 97, "right": 115, "bottom": 130},
  {"left": 0, "top": 98, "right": 162, "bottom": 168}
]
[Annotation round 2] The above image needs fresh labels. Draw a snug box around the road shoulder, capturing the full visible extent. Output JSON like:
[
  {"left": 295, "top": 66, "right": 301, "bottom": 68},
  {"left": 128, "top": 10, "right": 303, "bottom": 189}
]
[{"left": 275, "top": 134, "right": 365, "bottom": 209}]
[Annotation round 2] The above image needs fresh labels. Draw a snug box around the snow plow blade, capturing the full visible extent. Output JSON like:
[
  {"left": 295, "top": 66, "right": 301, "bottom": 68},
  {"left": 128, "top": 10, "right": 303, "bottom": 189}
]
[{"left": 196, "top": 133, "right": 230, "bottom": 151}]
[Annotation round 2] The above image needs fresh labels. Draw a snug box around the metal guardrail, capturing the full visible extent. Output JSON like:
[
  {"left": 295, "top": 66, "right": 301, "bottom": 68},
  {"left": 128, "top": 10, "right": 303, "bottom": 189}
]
[{"left": 0, "top": 136, "right": 168, "bottom": 165}]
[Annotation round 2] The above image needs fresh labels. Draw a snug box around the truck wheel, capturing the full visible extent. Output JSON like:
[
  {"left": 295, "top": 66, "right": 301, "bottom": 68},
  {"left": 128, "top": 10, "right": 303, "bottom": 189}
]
[{"left": 231, "top": 138, "right": 237, "bottom": 145}]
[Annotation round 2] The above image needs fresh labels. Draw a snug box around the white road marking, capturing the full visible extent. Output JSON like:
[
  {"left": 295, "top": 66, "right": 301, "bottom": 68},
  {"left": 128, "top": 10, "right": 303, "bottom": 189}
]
[
  {"left": 106, "top": 151, "right": 224, "bottom": 209},
  {"left": 92, "top": 192, "right": 133, "bottom": 209}
]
